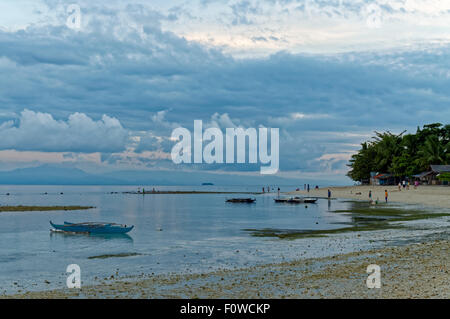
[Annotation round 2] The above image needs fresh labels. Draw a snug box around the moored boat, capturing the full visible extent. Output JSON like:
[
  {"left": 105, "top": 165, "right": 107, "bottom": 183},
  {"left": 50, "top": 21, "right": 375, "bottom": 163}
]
[
  {"left": 286, "top": 198, "right": 303, "bottom": 203},
  {"left": 274, "top": 197, "right": 318, "bottom": 204},
  {"left": 50, "top": 221, "right": 134, "bottom": 234},
  {"left": 302, "top": 198, "right": 318, "bottom": 204},
  {"left": 226, "top": 198, "right": 256, "bottom": 203}
]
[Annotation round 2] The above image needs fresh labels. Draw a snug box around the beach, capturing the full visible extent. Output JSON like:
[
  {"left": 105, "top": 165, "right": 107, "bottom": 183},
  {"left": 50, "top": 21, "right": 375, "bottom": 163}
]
[
  {"left": 291, "top": 185, "right": 450, "bottom": 209},
  {"left": 0, "top": 184, "right": 448, "bottom": 299},
  {"left": 3, "top": 239, "right": 448, "bottom": 299}
]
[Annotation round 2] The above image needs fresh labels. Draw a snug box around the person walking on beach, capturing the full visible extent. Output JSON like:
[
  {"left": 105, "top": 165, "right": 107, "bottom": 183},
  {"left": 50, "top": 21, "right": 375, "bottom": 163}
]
[
  {"left": 398, "top": 182, "right": 402, "bottom": 191},
  {"left": 385, "top": 189, "right": 388, "bottom": 203},
  {"left": 369, "top": 190, "right": 372, "bottom": 201},
  {"left": 328, "top": 189, "right": 331, "bottom": 199},
  {"left": 277, "top": 187, "right": 280, "bottom": 197},
  {"left": 307, "top": 184, "right": 310, "bottom": 193}
]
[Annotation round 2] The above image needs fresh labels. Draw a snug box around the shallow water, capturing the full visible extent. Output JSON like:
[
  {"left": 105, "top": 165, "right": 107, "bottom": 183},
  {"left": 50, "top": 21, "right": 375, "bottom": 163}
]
[{"left": 0, "top": 185, "right": 446, "bottom": 294}]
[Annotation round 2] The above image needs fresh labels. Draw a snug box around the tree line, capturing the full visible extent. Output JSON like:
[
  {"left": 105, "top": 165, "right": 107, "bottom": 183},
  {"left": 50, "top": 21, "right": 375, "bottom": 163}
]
[{"left": 347, "top": 123, "right": 450, "bottom": 182}]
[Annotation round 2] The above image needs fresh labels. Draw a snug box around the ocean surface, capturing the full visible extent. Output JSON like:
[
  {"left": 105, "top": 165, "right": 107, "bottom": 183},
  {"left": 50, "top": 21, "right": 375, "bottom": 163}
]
[{"left": 0, "top": 185, "right": 446, "bottom": 294}]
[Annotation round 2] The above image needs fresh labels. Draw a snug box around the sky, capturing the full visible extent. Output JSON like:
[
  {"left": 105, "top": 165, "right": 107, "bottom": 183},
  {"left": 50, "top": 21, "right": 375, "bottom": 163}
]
[{"left": 0, "top": 0, "right": 449, "bottom": 184}]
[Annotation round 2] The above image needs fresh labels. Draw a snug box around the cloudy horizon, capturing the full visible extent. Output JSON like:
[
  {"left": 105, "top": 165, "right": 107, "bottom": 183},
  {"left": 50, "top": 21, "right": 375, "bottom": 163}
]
[{"left": 0, "top": 0, "right": 449, "bottom": 185}]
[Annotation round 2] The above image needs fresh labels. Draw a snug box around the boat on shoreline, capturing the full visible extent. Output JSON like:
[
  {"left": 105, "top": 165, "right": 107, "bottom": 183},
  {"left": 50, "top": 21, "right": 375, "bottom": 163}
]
[
  {"left": 50, "top": 221, "right": 134, "bottom": 234},
  {"left": 299, "top": 197, "right": 318, "bottom": 204},
  {"left": 274, "top": 197, "right": 318, "bottom": 204},
  {"left": 226, "top": 198, "right": 256, "bottom": 203}
]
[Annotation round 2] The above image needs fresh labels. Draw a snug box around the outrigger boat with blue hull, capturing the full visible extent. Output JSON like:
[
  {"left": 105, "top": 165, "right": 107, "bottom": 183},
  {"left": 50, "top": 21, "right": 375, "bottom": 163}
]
[{"left": 50, "top": 221, "right": 134, "bottom": 234}]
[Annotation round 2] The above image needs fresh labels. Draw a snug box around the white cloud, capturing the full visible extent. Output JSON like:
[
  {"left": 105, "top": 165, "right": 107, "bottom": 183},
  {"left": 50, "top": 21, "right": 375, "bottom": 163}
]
[
  {"left": 207, "top": 112, "right": 238, "bottom": 129},
  {"left": 159, "top": 0, "right": 450, "bottom": 56},
  {"left": 0, "top": 109, "right": 129, "bottom": 152},
  {"left": 268, "top": 112, "right": 331, "bottom": 126}
]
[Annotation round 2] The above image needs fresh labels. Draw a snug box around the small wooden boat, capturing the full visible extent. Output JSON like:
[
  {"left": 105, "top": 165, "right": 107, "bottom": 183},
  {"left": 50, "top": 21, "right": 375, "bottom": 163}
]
[
  {"left": 226, "top": 198, "right": 256, "bottom": 203},
  {"left": 302, "top": 198, "right": 318, "bottom": 204},
  {"left": 274, "top": 197, "right": 318, "bottom": 204},
  {"left": 286, "top": 198, "right": 303, "bottom": 204},
  {"left": 274, "top": 197, "right": 301, "bottom": 203},
  {"left": 294, "top": 197, "right": 318, "bottom": 203},
  {"left": 50, "top": 221, "right": 134, "bottom": 234}
]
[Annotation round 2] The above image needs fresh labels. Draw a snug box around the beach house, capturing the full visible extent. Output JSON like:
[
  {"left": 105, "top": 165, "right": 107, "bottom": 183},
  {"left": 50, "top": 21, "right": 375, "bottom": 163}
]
[
  {"left": 370, "top": 173, "right": 396, "bottom": 186},
  {"left": 413, "top": 165, "right": 450, "bottom": 185}
]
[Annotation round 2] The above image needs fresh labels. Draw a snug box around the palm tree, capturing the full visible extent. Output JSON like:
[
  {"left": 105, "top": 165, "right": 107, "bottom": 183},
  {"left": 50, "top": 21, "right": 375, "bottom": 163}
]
[
  {"left": 417, "top": 135, "right": 446, "bottom": 168},
  {"left": 372, "top": 131, "right": 404, "bottom": 173}
]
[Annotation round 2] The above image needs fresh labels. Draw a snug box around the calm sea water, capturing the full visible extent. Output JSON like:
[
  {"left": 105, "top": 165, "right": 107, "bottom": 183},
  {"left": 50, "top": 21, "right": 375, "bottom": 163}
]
[{"left": 0, "top": 185, "right": 440, "bottom": 294}]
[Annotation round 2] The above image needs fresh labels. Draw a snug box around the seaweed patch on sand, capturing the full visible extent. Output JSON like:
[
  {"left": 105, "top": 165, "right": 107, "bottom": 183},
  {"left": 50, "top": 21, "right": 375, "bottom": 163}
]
[
  {"left": 88, "top": 252, "right": 142, "bottom": 259},
  {"left": 244, "top": 201, "right": 450, "bottom": 239}
]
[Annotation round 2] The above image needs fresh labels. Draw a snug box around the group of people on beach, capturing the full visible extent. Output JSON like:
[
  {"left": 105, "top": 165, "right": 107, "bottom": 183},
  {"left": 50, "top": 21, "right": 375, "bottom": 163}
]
[
  {"left": 366, "top": 189, "right": 389, "bottom": 204},
  {"left": 262, "top": 186, "right": 272, "bottom": 193},
  {"left": 397, "top": 180, "right": 419, "bottom": 190},
  {"left": 262, "top": 186, "right": 282, "bottom": 196},
  {"left": 398, "top": 180, "right": 410, "bottom": 191},
  {"left": 303, "top": 184, "right": 319, "bottom": 192}
]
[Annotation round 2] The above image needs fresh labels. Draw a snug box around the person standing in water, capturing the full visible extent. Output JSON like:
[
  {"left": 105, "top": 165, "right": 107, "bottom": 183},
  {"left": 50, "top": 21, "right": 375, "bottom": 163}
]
[
  {"left": 385, "top": 189, "right": 388, "bottom": 203},
  {"left": 277, "top": 187, "right": 280, "bottom": 197}
]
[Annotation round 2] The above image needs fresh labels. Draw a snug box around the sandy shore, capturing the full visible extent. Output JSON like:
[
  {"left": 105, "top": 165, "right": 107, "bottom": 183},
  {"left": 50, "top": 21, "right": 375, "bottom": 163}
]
[
  {"left": 2, "top": 239, "right": 448, "bottom": 299},
  {"left": 290, "top": 185, "right": 450, "bottom": 209},
  {"left": 2, "top": 185, "right": 449, "bottom": 299}
]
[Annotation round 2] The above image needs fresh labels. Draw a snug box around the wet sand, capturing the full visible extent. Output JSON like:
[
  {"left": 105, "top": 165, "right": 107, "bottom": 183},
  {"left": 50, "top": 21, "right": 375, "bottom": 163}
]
[
  {"left": 291, "top": 185, "right": 450, "bottom": 209},
  {"left": 3, "top": 239, "right": 448, "bottom": 299}
]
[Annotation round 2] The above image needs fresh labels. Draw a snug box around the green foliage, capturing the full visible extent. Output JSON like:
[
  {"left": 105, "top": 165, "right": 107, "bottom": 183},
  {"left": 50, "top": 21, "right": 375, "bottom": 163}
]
[
  {"left": 437, "top": 172, "right": 450, "bottom": 182},
  {"left": 347, "top": 123, "right": 450, "bottom": 181}
]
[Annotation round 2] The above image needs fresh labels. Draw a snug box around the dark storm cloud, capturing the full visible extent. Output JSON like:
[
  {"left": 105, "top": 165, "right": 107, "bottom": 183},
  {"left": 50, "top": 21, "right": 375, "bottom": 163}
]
[{"left": 0, "top": 2, "right": 449, "bottom": 175}]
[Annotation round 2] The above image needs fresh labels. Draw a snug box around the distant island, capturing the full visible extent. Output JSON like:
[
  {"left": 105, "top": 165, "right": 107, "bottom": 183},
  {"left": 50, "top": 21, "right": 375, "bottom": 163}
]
[{"left": 201, "top": 182, "right": 214, "bottom": 185}]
